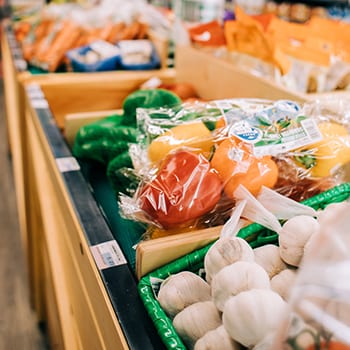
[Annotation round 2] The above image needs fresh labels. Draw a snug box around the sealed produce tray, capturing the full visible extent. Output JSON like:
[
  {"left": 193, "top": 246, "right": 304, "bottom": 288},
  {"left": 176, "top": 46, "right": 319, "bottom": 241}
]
[{"left": 138, "top": 182, "right": 350, "bottom": 350}]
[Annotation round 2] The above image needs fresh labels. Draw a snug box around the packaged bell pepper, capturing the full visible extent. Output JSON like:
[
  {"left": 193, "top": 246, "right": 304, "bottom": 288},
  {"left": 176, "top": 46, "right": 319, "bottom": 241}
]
[
  {"left": 136, "top": 149, "right": 222, "bottom": 229},
  {"left": 119, "top": 97, "right": 349, "bottom": 232}
]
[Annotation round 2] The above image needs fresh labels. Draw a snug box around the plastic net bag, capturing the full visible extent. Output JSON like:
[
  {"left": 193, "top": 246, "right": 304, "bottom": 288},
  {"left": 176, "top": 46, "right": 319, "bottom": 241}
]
[{"left": 270, "top": 200, "right": 350, "bottom": 350}]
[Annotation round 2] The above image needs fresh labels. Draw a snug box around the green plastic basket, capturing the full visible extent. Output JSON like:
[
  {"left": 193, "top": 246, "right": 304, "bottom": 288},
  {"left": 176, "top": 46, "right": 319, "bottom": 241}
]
[{"left": 138, "top": 182, "right": 350, "bottom": 350}]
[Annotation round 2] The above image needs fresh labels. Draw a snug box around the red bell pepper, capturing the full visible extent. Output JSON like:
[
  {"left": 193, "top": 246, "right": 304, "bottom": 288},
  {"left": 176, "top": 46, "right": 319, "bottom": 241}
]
[{"left": 138, "top": 150, "right": 222, "bottom": 229}]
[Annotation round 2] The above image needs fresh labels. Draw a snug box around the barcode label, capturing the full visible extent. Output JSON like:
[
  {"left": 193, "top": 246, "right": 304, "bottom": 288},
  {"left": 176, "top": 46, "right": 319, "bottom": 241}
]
[
  {"left": 301, "top": 119, "right": 323, "bottom": 142},
  {"left": 56, "top": 157, "right": 80, "bottom": 173},
  {"left": 90, "top": 240, "right": 127, "bottom": 270}
]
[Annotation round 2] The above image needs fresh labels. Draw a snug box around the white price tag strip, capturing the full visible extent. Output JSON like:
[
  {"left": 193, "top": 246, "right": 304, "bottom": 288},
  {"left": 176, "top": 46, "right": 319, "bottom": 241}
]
[
  {"left": 26, "top": 84, "right": 49, "bottom": 109},
  {"left": 26, "top": 83, "right": 42, "bottom": 94},
  {"left": 14, "top": 59, "right": 27, "bottom": 71},
  {"left": 90, "top": 240, "right": 127, "bottom": 270},
  {"left": 31, "top": 99, "right": 49, "bottom": 109},
  {"left": 56, "top": 157, "right": 80, "bottom": 173}
]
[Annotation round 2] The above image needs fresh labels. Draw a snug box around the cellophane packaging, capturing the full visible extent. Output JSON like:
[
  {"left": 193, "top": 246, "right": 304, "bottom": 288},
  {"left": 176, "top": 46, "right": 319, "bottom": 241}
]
[{"left": 118, "top": 97, "right": 350, "bottom": 234}]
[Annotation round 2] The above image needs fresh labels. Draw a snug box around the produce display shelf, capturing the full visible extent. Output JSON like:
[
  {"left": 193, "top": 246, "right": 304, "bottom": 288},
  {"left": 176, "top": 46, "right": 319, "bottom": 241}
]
[
  {"left": 2, "top": 20, "right": 175, "bottom": 350},
  {"left": 24, "top": 82, "right": 166, "bottom": 349},
  {"left": 138, "top": 182, "right": 350, "bottom": 350}
]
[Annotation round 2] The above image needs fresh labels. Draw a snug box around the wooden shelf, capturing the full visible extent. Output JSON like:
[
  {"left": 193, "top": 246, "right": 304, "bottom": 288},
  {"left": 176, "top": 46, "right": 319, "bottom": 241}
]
[{"left": 2, "top": 22, "right": 168, "bottom": 350}]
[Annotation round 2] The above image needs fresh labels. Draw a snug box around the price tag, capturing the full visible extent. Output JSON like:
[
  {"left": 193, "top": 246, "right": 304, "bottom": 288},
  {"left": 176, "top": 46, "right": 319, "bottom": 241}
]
[
  {"left": 31, "top": 99, "right": 49, "bottom": 109},
  {"left": 26, "top": 83, "right": 42, "bottom": 94},
  {"left": 90, "top": 240, "right": 127, "bottom": 270},
  {"left": 56, "top": 157, "right": 80, "bottom": 173},
  {"left": 14, "top": 59, "right": 27, "bottom": 71},
  {"left": 27, "top": 85, "right": 49, "bottom": 109}
]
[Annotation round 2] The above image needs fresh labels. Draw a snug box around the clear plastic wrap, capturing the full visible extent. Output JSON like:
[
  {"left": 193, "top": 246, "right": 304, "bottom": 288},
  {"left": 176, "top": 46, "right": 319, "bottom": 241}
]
[
  {"left": 118, "top": 98, "right": 349, "bottom": 231},
  {"left": 220, "top": 7, "right": 350, "bottom": 93},
  {"left": 271, "top": 200, "right": 350, "bottom": 350}
]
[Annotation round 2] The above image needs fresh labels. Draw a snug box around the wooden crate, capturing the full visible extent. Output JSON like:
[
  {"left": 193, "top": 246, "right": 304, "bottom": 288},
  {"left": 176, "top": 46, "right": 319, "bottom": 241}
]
[
  {"left": 175, "top": 45, "right": 350, "bottom": 103},
  {"left": 27, "top": 68, "right": 175, "bottom": 130}
]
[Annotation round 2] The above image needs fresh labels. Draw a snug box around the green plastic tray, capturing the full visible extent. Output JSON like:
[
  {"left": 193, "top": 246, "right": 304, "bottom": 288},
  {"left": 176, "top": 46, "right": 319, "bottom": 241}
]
[{"left": 138, "top": 182, "right": 350, "bottom": 350}]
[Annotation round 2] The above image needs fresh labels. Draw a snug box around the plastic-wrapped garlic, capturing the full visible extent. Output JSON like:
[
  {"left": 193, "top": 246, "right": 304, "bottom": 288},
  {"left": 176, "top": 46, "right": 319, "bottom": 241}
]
[
  {"left": 211, "top": 261, "right": 270, "bottom": 311},
  {"left": 194, "top": 325, "right": 241, "bottom": 350},
  {"left": 157, "top": 271, "right": 211, "bottom": 318},
  {"left": 254, "top": 244, "right": 288, "bottom": 278},
  {"left": 204, "top": 236, "right": 255, "bottom": 284},
  {"left": 173, "top": 301, "right": 222, "bottom": 349},
  {"left": 278, "top": 215, "right": 320, "bottom": 267}
]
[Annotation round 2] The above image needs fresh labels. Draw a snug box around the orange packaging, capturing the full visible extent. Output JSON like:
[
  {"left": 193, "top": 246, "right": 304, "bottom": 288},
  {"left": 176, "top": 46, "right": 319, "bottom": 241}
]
[
  {"left": 188, "top": 20, "right": 226, "bottom": 47},
  {"left": 224, "top": 7, "right": 276, "bottom": 66},
  {"left": 34, "top": 20, "right": 82, "bottom": 72}
]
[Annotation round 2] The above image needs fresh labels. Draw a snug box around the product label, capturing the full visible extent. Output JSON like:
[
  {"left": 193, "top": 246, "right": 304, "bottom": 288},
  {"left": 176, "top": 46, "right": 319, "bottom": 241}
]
[
  {"left": 56, "top": 157, "right": 80, "bottom": 173},
  {"left": 90, "top": 240, "right": 127, "bottom": 270},
  {"left": 216, "top": 99, "right": 322, "bottom": 156},
  {"left": 27, "top": 84, "right": 49, "bottom": 109}
]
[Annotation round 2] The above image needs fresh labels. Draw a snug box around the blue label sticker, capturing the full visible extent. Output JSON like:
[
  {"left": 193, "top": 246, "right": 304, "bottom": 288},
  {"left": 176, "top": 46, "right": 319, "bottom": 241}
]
[{"left": 229, "top": 121, "right": 263, "bottom": 143}]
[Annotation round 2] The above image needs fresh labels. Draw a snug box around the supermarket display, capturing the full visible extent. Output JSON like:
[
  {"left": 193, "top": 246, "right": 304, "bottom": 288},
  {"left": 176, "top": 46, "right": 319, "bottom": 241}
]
[
  {"left": 138, "top": 183, "right": 350, "bottom": 350},
  {"left": 4, "top": 1, "right": 350, "bottom": 349},
  {"left": 178, "top": 5, "right": 350, "bottom": 94},
  {"left": 12, "top": 0, "right": 173, "bottom": 72}
]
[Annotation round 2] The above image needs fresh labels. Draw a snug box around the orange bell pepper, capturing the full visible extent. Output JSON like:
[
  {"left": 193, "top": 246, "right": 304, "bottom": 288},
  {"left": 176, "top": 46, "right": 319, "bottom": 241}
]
[{"left": 211, "top": 137, "right": 278, "bottom": 198}]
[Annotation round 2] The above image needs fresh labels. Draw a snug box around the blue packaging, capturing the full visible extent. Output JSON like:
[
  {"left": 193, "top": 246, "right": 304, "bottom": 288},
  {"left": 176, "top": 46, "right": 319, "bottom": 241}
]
[{"left": 66, "top": 42, "right": 120, "bottom": 72}]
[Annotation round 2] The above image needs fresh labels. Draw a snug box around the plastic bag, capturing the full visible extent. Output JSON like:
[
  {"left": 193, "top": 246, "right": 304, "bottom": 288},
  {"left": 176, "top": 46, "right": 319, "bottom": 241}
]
[
  {"left": 118, "top": 97, "right": 348, "bottom": 231},
  {"left": 271, "top": 200, "right": 350, "bottom": 349}
]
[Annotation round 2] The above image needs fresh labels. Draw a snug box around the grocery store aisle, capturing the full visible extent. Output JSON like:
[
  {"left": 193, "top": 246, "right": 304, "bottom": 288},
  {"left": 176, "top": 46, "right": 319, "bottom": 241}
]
[{"left": 0, "top": 80, "right": 49, "bottom": 349}]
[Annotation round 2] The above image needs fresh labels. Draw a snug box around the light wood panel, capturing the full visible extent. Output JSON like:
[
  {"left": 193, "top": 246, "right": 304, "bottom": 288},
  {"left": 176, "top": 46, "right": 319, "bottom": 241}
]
[
  {"left": 175, "top": 45, "right": 309, "bottom": 103},
  {"left": 24, "top": 97, "right": 130, "bottom": 349}
]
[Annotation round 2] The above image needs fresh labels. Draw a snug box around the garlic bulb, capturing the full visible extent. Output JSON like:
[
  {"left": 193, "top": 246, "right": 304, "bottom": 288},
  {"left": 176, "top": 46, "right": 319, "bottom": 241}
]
[
  {"left": 204, "top": 236, "right": 255, "bottom": 284},
  {"left": 194, "top": 325, "right": 241, "bottom": 350},
  {"left": 278, "top": 215, "right": 320, "bottom": 267},
  {"left": 271, "top": 268, "right": 297, "bottom": 300},
  {"left": 211, "top": 261, "right": 270, "bottom": 311},
  {"left": 223, "top": 289, "right": 288, "bottom": 348},
  {"left": 173, "top": 301, "right": 222, "bottom": 349},
  {"left": 251, "top": 332, "right": 276, "bottom": 350},
  {"left": 317, "top": 201, "right": 350, "bottom": 226},
  {"left": 157, "top": 271, "right": 211, "bottom": 318},
  {"left": 254, "top": 244, "right": 288, "bottom": 278}
]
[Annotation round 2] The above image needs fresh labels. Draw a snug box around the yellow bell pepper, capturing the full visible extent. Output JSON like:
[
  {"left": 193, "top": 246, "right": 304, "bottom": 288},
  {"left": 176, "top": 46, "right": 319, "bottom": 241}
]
[
  {"left": 148, "top": 121, "right": 214, "bottom": 164},
  {"left": 296, "top": 122, "right": 350, "bottom": 177}
]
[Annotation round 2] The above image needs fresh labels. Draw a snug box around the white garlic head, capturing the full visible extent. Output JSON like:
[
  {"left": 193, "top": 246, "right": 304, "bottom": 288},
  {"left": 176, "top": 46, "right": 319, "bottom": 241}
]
[
  {"left": 279, "top": 215, "right": 320, "bottom": 267},
  {"left": 194, "top": 325, "right": 241, "bottom": 350},
  {"left": 254, "top": 244, "right": 288, "bottom": 279},
  {"left": 173, "top": 301, "right": 222, "bottom": 349},
  {"left": 157, "top": 271, "right": 211, "bottom": 318},
  {"left": 204, "top": 237, "right": 255, "bottom": 284},
  {"left": 271, "top": 268, "right": 297, "bottom": 301},
  {"left": 223, "top": 289, "right": 288, "bottom": 348},
  {"left": 211, "top": 261, "right": 271, "bottom": 311}
]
